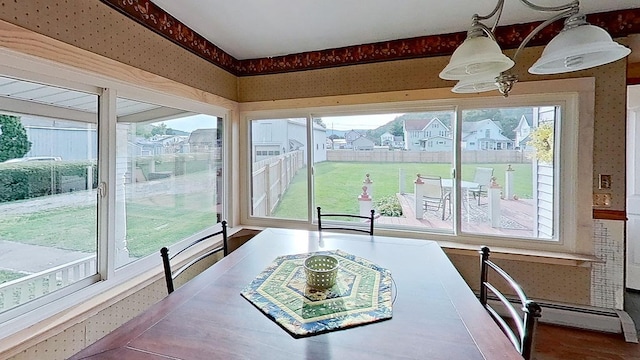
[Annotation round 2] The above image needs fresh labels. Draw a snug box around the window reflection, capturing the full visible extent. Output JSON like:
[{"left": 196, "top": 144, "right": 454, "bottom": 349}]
[
  {"left": 0, "top": 76, "right": 98, "bottom": 314},
  {"left": 116, "top": 98, "right": 223, "bottom": 267}
]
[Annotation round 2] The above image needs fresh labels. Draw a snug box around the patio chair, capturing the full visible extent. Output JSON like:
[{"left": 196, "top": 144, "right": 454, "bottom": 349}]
[
  {"left": 480, "top": 246, "right": 542, "bottom": 360},
  {"left": 420, "top": 175, "right": 451, "bottom": 220},
  {"left": 469, "top": 167, "right": 494, "bottom": 205},
  {"left": 160, "top": 220, "right": 228, "bottom": 294},
  {"left": 317, "top": 206, "right": 375, "bottom": 235}
]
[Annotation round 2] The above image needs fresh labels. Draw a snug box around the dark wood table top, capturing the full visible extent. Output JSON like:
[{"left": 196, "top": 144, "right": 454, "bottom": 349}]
[{"left": 71, "top": 228, "right": 522, "bottom": 360}]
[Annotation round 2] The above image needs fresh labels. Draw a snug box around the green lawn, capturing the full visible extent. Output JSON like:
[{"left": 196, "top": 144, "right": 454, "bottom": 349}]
[
  {"left": 0, "top": 161, "right": 533, "bottom": 255},
  {"left": 0, "top": 270, "right": 25, "bottom": 284},
  {"left": 274, "top": 162, "right": 532, "bottom": 219},
  {"left": 0, "top": 193, "right": 216, "bottom": 258}
]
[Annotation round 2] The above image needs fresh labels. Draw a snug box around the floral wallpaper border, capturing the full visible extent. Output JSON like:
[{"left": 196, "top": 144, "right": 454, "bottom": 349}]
[{"left": 101, "top": 1, "right": 640, "bottom": 76}]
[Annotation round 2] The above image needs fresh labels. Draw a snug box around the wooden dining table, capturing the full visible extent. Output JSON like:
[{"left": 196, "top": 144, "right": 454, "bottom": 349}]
[{"left": 71, "top": 228, "right": 522, "bottom": 359}]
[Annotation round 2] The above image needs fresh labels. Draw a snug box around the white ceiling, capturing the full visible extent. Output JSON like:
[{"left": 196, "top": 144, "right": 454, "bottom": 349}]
[{"left": 151, "top": 0, "right": 639, "bottom": 60}]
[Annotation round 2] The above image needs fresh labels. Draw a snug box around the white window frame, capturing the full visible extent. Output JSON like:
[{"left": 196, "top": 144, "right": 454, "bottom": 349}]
[
  {"left": 0, "top": 47, "right": 232, "bottom": 341},
  {"left": 240, "top": 78, "right": 594, "bottom": 255}
]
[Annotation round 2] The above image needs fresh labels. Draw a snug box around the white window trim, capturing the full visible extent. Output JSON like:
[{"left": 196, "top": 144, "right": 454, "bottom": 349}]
[
  {"left": 0, "top": 43, "right": 236, "bottom": 350},
  {"left": 239, "top": 78, "right": 595, "bottom": 256}
]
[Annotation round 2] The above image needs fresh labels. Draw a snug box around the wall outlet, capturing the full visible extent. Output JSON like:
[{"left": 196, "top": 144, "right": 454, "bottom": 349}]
[
  {"left": 599, "top": 174, "right": 612, "bottom": 189},
  {"left": 593, "top": 193, "right": 612, "bottom": 207}
]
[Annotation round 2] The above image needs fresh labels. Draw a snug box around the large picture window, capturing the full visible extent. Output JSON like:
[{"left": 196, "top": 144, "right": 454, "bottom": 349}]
[
  {"left": 249, "top": 118, "right": 309, "bottom": 220},
  {"left": 245, "top": 91, "right": 582, "bottom": 250}
]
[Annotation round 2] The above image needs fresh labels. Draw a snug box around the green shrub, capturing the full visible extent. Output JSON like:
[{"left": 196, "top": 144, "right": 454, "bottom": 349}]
[
  {"left": 375, "top": 195, "right": 403, "bottom": 217},
  {"left": 0, "top": 161, "right": 97, "bottom": 203}
]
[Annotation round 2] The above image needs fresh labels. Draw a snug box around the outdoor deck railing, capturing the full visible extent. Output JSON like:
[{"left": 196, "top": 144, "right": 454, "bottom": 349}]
[{"left": 0, "top": 255, "right": 96, "bottom": 312}]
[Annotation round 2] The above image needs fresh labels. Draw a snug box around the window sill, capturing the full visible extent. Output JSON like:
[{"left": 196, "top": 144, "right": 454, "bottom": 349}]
[
  {"left": 237, "top": 225, "right": 599, "bottom": 268},
  {"left": 438, "top": 240, "right": 600, "bottom": 267}
]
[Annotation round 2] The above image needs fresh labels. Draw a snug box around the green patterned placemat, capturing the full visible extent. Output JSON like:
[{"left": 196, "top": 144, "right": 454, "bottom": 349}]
[{"left": 240, "top": 249, "right": 393, "bottom": 337}]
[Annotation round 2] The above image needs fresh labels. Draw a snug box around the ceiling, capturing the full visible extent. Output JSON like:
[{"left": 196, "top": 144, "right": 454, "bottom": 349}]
[{"left": 151, "top": 0, "right": 639, "bottom": 61}]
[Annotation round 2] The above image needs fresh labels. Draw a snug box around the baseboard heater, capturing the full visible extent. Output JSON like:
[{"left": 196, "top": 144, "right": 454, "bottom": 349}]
[{"left": 485, "top": 297, "right": 637, "bottom": 342}]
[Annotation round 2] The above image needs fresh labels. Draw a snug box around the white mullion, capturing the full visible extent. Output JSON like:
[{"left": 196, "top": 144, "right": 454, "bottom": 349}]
[
  {"left": 307, "top": 114, "right": 315, "bottom": 224},
  {"left": 454, "top": 106, "right": 463, "bottom": 235},
  {"left": 98, "top": 87, "right": 117, "bottom": 280}
]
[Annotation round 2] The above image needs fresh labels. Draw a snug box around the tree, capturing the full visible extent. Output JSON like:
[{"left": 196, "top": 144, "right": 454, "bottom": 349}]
[
  {"left": 390, "top": 120, "right": 404, "bottom": 136},
  {"left": 313, "top": 118, "right": 327, "bottom": 128},
  {"left": 0, "top": 115, "right": 31, "bottom": 162},
  {"left": 151, "top": 122, "right": 168, "bottom": 136}
]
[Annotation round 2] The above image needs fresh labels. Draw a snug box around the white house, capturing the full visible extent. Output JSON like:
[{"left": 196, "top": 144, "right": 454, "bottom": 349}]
[
  {"left": 352, "top": 136, "right": 375, "bottom": 150},
  {"left": 424, "top": 136, "right": 453, "bottom": 151},
  {"left": 403, "top": 117, "right": 451, "bottom": 151},
  {"left": 252, "top": 118, "right": 327, "bottom": 163},
  {"left": 380, "top": 131, "right": 394, "bottom": 147},
  {"left": 393, "top": 136, "right": 405, "bottom": 149},
  {"left": 461, "top": 119, "right": 513, "bottom": 150},
  {"left": 514, "top": 114, "right": 532, "bottom": 150},
  {"left": 344, "top": 129, "right": 364, "bottom": 148}
]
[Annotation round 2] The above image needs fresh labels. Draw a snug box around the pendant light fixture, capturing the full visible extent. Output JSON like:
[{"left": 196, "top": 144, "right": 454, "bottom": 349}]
[{"left": 439, "top": 0, "right": 631, "bottom": 97}]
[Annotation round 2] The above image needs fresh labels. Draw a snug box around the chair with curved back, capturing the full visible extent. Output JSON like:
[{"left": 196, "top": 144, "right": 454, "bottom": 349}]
[
  {"left": 420, "top": 175, "right": 451, "bottom": 220},
  {"left": 317, "top": 206, "right": 375, "bottom": 235},
  {"left": 160, "top": 220, "right": 228, "bottom": 294},
  {"left": 469, "top": 167, "right": 494, "bottom": 205},
  {"left": 480, "top": 246, "right": 542, "bottom": 360}
]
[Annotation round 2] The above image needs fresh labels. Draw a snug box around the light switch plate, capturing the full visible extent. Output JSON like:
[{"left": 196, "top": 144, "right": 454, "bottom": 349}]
[{"left": 599, "top": 174, "right": 611, "bottom": 189}]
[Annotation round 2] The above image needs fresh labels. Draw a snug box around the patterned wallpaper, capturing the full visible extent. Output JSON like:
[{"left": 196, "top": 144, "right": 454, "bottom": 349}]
[{"left": 100, "top": 1, "right": 640, "bottom": 76}]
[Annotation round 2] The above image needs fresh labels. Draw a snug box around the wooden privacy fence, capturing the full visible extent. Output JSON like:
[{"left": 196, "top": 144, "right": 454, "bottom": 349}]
[
  {"left": 327, "top": 150, "right": 533, "bottom": 163},
  {"left": 252, "top": 150, "right": 304, "bottom": 216}
]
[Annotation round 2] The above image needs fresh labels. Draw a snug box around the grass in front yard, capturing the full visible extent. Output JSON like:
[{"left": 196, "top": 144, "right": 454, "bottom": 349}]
[
  {"left": 274, "top": 162, "right": 533, "bottom": 218},
  {"left": 125, "top": 202, "right": 213, "bottom": 257},
  {"left": 0, "top": 270, "right": 25, "bottom": 284},
  {"left": 0, "top": 193, "right": 215, "bottom": 258},
  {"left": 0, "top": 206, "right": 98, "bottom": 252}
]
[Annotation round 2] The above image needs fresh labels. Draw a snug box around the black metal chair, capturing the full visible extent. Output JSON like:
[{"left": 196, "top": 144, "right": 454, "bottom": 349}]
[
  {"left": 160, "top": 220, "right": 228, "bottom": 294},
  {"left": 480, "top": 246, "right": 542, "bottom": 360},
  {"left": 317, "top": 206, "right": 375, "bottom": 235}
]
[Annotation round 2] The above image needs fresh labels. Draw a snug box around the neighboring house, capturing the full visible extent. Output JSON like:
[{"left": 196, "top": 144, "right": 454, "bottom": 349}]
[
  {"left": 380, "top": 131, "right": 394, "bottom": 147},
  {"left": 352, "top": 136, "right": 375, "bottom": 150},
  {"left": 514, "top": 114, "right": 532, "bottom": 150},
  {"left": 380, "top": 132, "right": 404, "bottom": 149},
  {"left": 188, "top": 128, "right": 218, "bottom": 152},
  {"left": 393, "top": 135, "right": 405, "bottom": 149},
  {"left": 134, "top": 137, "right": 170, "bottom": 155},
  {"left": 344, "top": 129, "right": 363, "bottom": 148},
  {"left": 331, "top": 138, "right": 347, "bottom": 149},
  {"left": 461, "top": 119, "right": 513, "bottom": 150},
  {"left": 403, "top": 117, "right": 451, "bottom": 151},
  {"left": 252, "top": 118, "right": 327, "bottom": 163},
  {"left": 424, "top": 136, "right": 453, "bottom": 151},
  {"left": 21, "top": 116, "right": 98, "bottom": 160}
]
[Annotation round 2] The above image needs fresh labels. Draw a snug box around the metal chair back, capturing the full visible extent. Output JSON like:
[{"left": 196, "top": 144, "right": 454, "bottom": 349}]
[
  {"left": 317, "top": 206, "right": 375, "bottom": 235},
  {"left": 480, "top": 246, "right": 542, "bottom": 360},
  {"left": 160, "top": 220, "right": 228, "bottom": 294}
]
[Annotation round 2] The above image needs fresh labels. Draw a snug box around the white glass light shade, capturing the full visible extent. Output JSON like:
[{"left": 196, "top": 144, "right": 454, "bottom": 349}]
[
  {"left": 452, "top": 73, "right": 499, "bottom": 93},
  {"left": 439, "top": 36, "right": 515, "bottom": 80},
  {"left": 529, "top": 23, "right": 631, "bottom": 75}
]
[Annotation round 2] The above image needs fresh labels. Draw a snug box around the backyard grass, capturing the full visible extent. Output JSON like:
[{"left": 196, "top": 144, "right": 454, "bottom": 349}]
[{"left": 274, "top": 162, "right": 533, "bottom": 219}]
